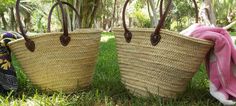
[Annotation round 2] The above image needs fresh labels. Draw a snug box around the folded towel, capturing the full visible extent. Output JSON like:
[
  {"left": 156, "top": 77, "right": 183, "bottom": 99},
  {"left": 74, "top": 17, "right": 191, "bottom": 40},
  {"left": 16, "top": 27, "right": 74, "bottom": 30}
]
[
  {"left": 180, "top": 24, "right": 236, "bottom": 105},
  {"left": 0, "top": 32, "right": 21, "bottom": 94}
]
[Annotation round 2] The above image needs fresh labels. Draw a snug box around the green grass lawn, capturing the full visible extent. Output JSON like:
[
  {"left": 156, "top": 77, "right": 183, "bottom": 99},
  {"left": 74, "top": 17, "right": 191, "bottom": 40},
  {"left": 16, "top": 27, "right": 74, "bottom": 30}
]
[
  {"left": 1, "top": 32, "right": 222, "bottom": 105},
  {"left": 231, "top": 32, "right": 236, "bottom": 36}
]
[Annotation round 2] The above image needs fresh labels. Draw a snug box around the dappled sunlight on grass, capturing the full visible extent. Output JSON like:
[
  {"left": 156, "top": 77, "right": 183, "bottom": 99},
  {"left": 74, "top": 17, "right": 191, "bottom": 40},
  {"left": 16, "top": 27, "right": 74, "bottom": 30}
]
[{"left": 100, "top": 36, "right": 115, "bottom": 42}]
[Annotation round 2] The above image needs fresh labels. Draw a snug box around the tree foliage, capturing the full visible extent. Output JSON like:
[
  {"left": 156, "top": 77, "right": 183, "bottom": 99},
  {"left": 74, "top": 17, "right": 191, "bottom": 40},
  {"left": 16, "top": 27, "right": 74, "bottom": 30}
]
[
  {"left": 0, "top": 0, "right": 15, "bottom": 13},
  {"left": 169, "top": 0, "right": 196, "bottom": 30},
  {"left": 213, "top": 0, "right": 236, "bottom": 26},
  {"left": 0, "top": 0, "right": 235, "bottom": 32}
]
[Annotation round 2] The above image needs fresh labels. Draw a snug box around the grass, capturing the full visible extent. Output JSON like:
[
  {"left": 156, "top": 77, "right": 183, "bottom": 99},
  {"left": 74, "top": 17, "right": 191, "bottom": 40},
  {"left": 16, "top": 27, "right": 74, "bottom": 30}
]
[
  {"left": 230, "top": 32, "right": 236, "bottom": 36},
  {"left": 0, "top": 32, "right": 223, "bottom": 105}
]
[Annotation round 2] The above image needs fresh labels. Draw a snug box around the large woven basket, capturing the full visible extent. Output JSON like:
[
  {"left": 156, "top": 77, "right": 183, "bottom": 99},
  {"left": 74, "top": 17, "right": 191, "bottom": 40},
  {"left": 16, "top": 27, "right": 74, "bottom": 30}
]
[
  {"left": 9, "top": 0, "right": 101, "bottom": 92},
  {"left": 113, "top": 0, "right": 213, "bottom": 98}
]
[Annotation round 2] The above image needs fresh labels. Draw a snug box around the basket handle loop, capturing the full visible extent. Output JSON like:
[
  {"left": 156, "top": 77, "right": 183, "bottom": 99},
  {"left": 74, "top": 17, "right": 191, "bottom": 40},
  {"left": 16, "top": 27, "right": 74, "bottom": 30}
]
[
  {"left": 16, "top": 0, "right": 35, "bottom": 52},
  {"left": 56, "top": 0, "right": 70, "bottom": 46},
  {"left": 159, "top": 0, "right": 198, "bottom": 23},
  {"left": 122, "top": 0, "right": 172, "bottom": 46},
  {"left": 16, "top": 0, "right": 71, "bottom": 51},
  {"left": 47, "top": 1, "right": 80, "bottom": 32},
  {"left": 151, "top": 0, "right": 172, "bottom": 46}
]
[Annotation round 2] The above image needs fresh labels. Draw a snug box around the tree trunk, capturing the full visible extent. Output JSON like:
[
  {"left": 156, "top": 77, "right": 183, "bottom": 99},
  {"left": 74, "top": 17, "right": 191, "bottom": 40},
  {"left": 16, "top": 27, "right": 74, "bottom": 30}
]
[
  {"left": 147, "top": 1, "right": 154, "bottom": 27},
  {"left": 128, "top": 1, "right": 132, "bottom": 27},
  {"left": 24, "top": 13, "right": 32, "bottom": 32},
  {"left": 72, "top": 0, "right": 78, "bottom": 29},
  {"left": 224, "top": 21, "right": 236, "bottom": 30},
  {"left": 147, "top": 0, "right": 158, "bottom": 27},
  {"left": 56, "top": 5, "right": 63, "bottom": 31},
  {"left": 60, "top": 0, "right": 72, "bottom": 31},
  {"left": 1, "top": 13, "right": 8, "bottom": 30},
  {"left": 200, "top": 0, "right": 216, "bottom": 26},
  {"left": 66, "top": 6, "right": 72, "bottom": 31},
  {"left": 0, "top": 20, "right": 2, "bottom": 29},
  {"left": 89, "top": 0, "right": 100, "bottom": 27},
  {"left": 94, "top": 18, "right": 100, "bottom": 28},
  {"left": 111, "top": 0, "right": 117, "bottom": 28},
  {"left": 81, "top": 0, "right": 90, "bottom": 28},
  {"left": 76, "top": 0, "right": 82, "bottom": 28},
  {"left": 129, "top": 18, "right": 132, "bottom": 27},
  {"left": 10, "top": 7, "right": 17, "bottom": 31}
]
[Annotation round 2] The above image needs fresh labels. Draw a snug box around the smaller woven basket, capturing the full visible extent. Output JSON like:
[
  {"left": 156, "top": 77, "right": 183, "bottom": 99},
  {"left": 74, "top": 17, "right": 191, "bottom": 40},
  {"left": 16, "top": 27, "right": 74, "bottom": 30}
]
[
  {"left": 9, "top": 0, "right": 101, "bottom": 93},
  {"left": 113, "top": 0, "right": 213, "bottom": 98}
]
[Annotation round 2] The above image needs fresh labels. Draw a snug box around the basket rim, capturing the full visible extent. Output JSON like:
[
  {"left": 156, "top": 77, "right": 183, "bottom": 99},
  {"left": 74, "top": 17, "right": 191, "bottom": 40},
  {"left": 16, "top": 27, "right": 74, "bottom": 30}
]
[
  {"left": 113, "top": 28, "right": 214, "bottom": 46},
  {"left": 8, "top": 28, "right": 102, "bottom": 45}
]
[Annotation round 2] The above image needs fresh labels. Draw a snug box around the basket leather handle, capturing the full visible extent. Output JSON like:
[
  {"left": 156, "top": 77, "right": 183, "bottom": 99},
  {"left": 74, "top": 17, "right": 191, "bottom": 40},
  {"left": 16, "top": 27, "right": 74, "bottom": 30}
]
[
  {"left": 16, "top": 0, "right": 35, "bottom": 52},
  {"left": 16, "top": 0, "right": 70, "bottom": 51},
  {"left": 47, "top": 1, "right": 80, "bottom": 32},
  {"left": 56, "top": 0, "right": 70, "bottom": 46},
  {"left": 159, "top": 0, "right": 198, "bottom": 23},
  {"left": 122, "top": 0, "right": 172, "bottom": 46}
]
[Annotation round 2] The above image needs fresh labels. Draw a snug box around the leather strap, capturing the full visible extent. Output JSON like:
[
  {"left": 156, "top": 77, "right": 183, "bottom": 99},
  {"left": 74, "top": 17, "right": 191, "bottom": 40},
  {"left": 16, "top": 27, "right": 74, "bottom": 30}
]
[
  {"left": 122, "top": 0, "right": 172, "bottom": 46},
  {"left": 15, "top": 0, "right": 74, "bottom": 51},
  {"left": 47, "top": 1, "right": 80, "bottom": 32},
  {"left": 57, "top": 0, "right": 71, "bottom": 46},
  {"left": 122, "top": 0, "right": 132, "bottom": 43},
  {"left": 16, "top": 0, "right": 35, "bottom": 52},
  {"left": 151, "top": 0, "right": 172, "bottom": 46}
]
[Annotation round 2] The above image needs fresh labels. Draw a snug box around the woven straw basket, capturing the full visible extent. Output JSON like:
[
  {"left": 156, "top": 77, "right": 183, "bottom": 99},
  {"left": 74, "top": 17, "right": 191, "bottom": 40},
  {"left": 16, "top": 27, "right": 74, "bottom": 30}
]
[
  {"left": 9, "top": 0, "right": 101, "bottom": 92},
  {"left": 113, "top": 0, "right": 213, "bottom": 97}
]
